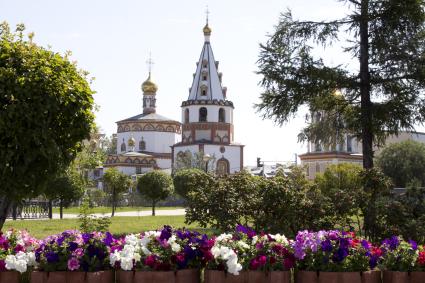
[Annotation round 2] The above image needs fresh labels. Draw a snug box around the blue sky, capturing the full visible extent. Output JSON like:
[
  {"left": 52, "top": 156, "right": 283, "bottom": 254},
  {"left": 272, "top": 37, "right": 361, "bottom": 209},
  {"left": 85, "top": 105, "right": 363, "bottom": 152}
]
[{"left": 1, "top": 0, "right": 351, "bottom": 166}]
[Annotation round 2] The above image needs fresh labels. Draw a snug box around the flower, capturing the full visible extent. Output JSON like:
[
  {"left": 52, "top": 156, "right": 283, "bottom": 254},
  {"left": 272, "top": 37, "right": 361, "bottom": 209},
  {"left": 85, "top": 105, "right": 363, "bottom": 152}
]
[{"left": 67, "top": 257, "right": 80, "bottom": 271}]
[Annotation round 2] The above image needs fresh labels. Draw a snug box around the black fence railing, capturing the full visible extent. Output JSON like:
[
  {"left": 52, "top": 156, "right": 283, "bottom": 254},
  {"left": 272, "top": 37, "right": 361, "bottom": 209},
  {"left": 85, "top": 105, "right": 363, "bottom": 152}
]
[{"left": 7, "top": 200, "right": 50, "bottom": 219}]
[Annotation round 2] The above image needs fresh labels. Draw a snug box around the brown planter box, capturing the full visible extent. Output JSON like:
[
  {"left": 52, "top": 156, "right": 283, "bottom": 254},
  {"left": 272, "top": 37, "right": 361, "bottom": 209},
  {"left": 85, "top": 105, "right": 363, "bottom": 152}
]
[
  {"left": 383, "top": 271, "right": 408, "bottom": 283},
  {"left": 133, "top": 269, "right": 200, "bottom": 283},
  {"left": 204, "top": 270, "right": 290, "bottom": 283},
  {"left": 31, "top": 271, "right": 114, "bottom": 283},
  {"left": 409, "top": 272, "right": 425, "bottom": 283},
  {"left": 86, "top": 271, "right": 114, "bottom": 283},
  {"left": 296, "top": 270, "right": 381, "bottom": 283},
  {"left": 117, "top": 270, "right": 134, "bottom": 283},
  {"left": 0, "top": 271, "right": 20, "bottom": 283}
]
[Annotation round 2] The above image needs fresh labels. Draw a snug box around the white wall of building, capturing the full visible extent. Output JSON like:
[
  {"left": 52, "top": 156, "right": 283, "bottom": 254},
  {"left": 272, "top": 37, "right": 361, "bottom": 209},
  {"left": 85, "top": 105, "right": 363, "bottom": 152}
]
[
  {"left": 117, "top": 131, "right": 179, "bottom": 154},
  {"left": 157, "top": 158, "right": 171, "bottom": 169},
  {"left": 182, "top": 105, "right": 233, "bottom": 123}
]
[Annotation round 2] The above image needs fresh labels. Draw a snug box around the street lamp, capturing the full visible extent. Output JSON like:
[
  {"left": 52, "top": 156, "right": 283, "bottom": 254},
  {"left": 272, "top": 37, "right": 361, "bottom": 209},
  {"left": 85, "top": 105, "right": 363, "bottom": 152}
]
[{"left": 203, "top": 154, "right": 212, "bottom": 173}]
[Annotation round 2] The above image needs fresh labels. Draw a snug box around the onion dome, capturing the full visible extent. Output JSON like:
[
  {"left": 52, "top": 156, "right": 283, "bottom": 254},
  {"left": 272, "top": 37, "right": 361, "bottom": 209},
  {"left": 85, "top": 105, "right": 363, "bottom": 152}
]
[
  {"left": 141, "top": 73, "right": 158, "bottom": 93},
  {"left": 203, "top": 24, "right": 211, "bottom": 36},
  {"left": 128, "top": 136, "right": 136, "bottom": 147}
]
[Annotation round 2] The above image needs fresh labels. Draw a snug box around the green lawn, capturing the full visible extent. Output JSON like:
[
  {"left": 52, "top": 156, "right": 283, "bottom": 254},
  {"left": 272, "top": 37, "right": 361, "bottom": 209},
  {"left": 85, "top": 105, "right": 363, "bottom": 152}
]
[
  {"left": 3, "top": 216, "right": 213, "bottom": 239},
  {"left": 52, "top": 206, "right": 183, "bottom": 214}
]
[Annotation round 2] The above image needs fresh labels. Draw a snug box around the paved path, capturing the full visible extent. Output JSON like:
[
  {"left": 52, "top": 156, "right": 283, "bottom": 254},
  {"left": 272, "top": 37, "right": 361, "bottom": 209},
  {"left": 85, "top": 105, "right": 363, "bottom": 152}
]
[{"left": 53, "top": 209, "right": 186, "bottom": 219}]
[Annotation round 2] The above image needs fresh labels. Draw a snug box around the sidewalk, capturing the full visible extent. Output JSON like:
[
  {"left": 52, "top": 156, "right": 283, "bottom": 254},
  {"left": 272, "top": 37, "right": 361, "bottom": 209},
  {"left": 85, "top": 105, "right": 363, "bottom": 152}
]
[{"left": 52, "top": 208, "right": 186, "bottom": 219}]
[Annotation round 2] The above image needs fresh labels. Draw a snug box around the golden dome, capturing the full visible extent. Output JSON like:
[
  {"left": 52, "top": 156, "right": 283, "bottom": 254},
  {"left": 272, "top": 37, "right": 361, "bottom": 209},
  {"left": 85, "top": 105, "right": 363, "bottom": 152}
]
[
  {"left": 128, "top": 137, "right": 136, "bottom": 147},
  {"left": 203, "top": 24, "right": 211, "bottom": 36},
  {"left": 141, "top": 73, "right": 158, "bottom": 93}
]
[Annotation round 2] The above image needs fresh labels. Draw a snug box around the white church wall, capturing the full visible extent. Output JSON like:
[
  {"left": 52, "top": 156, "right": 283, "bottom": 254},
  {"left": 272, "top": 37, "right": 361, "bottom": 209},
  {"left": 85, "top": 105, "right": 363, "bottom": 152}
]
[
  {"left": 117, "top": 131, "right": 179, "bottom": 154},
  {"left": 204, "top": 144, "right": 242, "bottom": 173},
  {"left": 156, "top": 158, "right": 171, "bottom": 169}
]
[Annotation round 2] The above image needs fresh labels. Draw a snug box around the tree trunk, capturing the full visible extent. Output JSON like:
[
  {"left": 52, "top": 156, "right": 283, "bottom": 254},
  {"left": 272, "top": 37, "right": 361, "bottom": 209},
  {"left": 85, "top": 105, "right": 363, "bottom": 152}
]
[
  {"left": 359, "top": 0, "right": 373, "bottom": 169},
  {"left": 59, "top": 199, "right": 63, "bottom": 219},
  {"left": 0, "top": 197, "right": 11, "bottom": 230},
  {"left": 48, "top": 200, "right": 53, "bottom": 219},
  {"left": 111, "top": 188, "right": 115, "bottom": 217},
  {"left": 359, "top": 0, "right": 377, "bottom": 240},
  {"left": 152, "top": 200, "right": 156, "bottom": 216}
]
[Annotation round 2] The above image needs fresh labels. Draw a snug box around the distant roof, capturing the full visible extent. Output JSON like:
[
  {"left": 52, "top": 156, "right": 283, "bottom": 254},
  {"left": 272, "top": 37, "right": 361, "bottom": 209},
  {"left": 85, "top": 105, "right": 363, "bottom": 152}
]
[{"left": 117, "top": 112, "right": 179, "bottom": 123}]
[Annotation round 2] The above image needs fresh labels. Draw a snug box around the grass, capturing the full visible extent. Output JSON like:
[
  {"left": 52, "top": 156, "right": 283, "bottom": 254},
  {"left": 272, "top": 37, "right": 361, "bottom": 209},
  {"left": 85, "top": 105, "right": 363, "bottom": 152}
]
[
  {"left": 3, "top": 216, "right": 214, "bottom": 239},
  {"left": 51, "top": 206, "right": 183, "bottom": 214}
]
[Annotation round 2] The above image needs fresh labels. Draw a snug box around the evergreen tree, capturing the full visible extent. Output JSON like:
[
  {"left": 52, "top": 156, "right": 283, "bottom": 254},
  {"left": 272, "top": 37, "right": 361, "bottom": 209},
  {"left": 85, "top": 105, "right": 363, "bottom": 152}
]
[{"left": 257, "top": 0, "right": 425, "bottom": 170}]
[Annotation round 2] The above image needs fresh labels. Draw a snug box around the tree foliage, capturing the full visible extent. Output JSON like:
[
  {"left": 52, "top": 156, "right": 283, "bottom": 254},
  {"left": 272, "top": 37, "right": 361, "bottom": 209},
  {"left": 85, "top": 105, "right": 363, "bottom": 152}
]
[
  {"left": 174, "top": 150, "right": 216, "bottom": 172},
  {"left": 137, "top": 171, "right": 174, "bottom": 216},
  {"left": 44, "top": 169, "right": 84, "bottom": 219},
  {"left": 102, "top": 168, "right": 131, "bottom": 217},
  {"left": 315, "top": 163, "right": 364, "bottom": 229},
  {"left": 0, "top": 22, "right": 95, "bottom": 228},
  {"left": 257, "top": 0, "right": 425, "bottom": 169},
  {"left": 376, "top": 140, "right": 425, "bottom": 187},
  {"left": 173, "top": 168, "right": 209, "bottom": 199}
]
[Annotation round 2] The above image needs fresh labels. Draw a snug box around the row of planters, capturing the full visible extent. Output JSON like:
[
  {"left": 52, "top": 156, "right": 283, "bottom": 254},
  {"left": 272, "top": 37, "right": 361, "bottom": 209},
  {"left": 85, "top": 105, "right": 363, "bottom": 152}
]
[{"left": 1, "top": 226, "right": 425, "bottom": 283}]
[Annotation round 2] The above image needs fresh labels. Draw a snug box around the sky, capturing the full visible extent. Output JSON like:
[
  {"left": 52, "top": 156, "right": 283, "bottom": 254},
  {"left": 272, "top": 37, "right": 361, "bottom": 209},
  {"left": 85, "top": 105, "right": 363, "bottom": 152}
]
[{"left": 1, "top": 0, "right": 351, "bottom": 166}]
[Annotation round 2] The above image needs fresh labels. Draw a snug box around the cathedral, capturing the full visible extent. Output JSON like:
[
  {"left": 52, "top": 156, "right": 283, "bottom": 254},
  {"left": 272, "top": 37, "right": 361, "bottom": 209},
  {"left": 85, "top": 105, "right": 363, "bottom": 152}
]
[{"left": 104, "top": 21, "right": 244, "bottom": 175}]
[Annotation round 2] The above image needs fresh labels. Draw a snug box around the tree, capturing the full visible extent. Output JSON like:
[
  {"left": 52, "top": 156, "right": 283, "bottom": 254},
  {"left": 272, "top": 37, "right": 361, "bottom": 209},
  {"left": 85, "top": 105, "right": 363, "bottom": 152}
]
[
  {"left": 376, "top": 140, "right": 425, "bottom": 187},
  {"left": 174, "top": 150, "right": 216, "bottom": 172},
  {"left": 137, "top": 171, "right": 173, "bottom": 216},
  {"left": 173, "top": 168, "right": 208, "bottom": 199},
  {"left": 44, "top": 169, "right": 84, "bottom": 219},
  {"left": 315, "top": 163, "right": 364, "bottom": 230},
  {"left": 257, "top": 0, "right": 425, "bottom": 170},
  {"left": 0, "top": 23, "right": 95, "bottom": 229},
  {"left": 102, "top": 168, "right": 131, "bottom": 217}
]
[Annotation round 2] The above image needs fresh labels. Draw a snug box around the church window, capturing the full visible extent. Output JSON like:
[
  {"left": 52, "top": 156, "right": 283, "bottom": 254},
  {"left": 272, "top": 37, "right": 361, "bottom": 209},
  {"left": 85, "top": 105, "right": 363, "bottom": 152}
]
[
  {"left": 184, "top": 109, "right": 189, "bottom": 123},
  {"left": 136, "top": 166, "right": 142, "bottom": 174},
  {"left": 202, "top": 90, "right": 206, "bottom": 96},
  {"left": 199, "top": 107, "right": 207, "bottom": 122},
  {"left": 202, "top": 59, "right": 208, "bottom": 68},
  {"left": 139, "top": 139, "right": 146, "bottom": 151},
  {"left": 121, "top": 140, "right": 126, "bottom": 152},
  {"left": 219, "top": 108, "right": 225, "bottom": 122}
]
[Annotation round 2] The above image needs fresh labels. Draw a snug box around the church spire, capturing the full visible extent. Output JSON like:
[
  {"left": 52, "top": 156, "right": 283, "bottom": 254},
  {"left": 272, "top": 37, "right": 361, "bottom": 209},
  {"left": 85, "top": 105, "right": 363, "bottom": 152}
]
[
  {"left": 203, "top": 6, "right": 211, "bottom": 41},
  {"left": 186, "top": 18, "right": 227, "bottom": 102}
]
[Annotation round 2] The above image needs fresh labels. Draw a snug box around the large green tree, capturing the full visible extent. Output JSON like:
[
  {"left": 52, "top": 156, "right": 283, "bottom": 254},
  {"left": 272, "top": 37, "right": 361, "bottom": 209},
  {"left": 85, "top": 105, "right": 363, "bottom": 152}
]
[
  {"left": 376, "top": 140, "right": 425, "bottom": 187},
  {"left": 102, "top": 168, "right": 131, "bottom": 217},
  {"left": 0, "top": 23, "right": 95, "bottom": 228},
  {"left": 137, "top": 171, "right": 173, "bottom": 216},
  {"left": 257, "top": 0, "right": 425, "bottom": 170}
]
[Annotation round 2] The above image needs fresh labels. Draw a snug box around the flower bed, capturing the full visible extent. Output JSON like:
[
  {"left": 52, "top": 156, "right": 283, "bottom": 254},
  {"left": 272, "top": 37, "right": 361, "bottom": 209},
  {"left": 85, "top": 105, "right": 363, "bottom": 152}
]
[{"left": 3, "top": 226, "right": 425, "bottom": 283}]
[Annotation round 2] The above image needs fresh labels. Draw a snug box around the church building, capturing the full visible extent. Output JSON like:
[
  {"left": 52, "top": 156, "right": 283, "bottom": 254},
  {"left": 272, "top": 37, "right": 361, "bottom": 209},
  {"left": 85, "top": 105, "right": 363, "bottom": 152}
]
[
  {"left": 171, "top": 22, "right": 244, "bottom": 174},
  {"left": 104, "top": 73, "right": 181, "bottom": 175}
]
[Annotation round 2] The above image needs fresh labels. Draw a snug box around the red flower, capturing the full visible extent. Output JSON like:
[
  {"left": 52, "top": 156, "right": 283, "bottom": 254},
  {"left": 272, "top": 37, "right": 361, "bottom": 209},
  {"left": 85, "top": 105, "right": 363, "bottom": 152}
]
[
  {"left": 269, "top": 256, "right": 277, "bottom": 265},
  {"left": 144, "top": 255, "right": 156, "bottom": 268},
  {"left": 418, "top": 251, "right": 425, "bottom": 266},
  {"left": 0, "top": 260, "right": 5, "bottom": 271}
]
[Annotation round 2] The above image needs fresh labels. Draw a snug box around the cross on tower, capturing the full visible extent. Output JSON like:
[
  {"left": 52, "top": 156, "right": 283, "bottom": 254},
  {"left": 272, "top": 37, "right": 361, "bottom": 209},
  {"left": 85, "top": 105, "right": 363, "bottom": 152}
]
[
  {"left": 146, "top": 52, "right": 154, "bottom": 75},
  {"left": 205, "top": 5, "right": 210, "bottom": 24}
]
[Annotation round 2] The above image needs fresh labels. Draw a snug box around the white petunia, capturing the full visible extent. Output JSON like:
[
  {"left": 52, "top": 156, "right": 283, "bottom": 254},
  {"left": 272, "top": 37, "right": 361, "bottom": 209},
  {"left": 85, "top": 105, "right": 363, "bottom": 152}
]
[
  {"left": 109, "top": 251, "right": 121, "bottom": 267},
  {"left": 133, "top": 253, "right": 141, "bottom": 262},
  {"left": 120, "top": 257, "right": 133, "bottom": 271},
  {"left": 171, "top": 242, "right": 181, "bottom": 253},
  {"left": 141, "top": 246, "right": 151, "bottom": 256}
]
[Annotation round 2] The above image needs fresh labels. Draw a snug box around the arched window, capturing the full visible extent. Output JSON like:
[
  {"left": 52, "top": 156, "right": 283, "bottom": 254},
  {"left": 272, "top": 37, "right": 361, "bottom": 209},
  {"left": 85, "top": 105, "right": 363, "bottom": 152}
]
[
  {"left": 184, "top": 109, "right": 189, "bottom": 123},
  {"left": 199, "top": 107, "right": 207, "bottom": 122},
  {"left": 216, "top": 158, "right": 230, "bottom": 175},
  {"left": 120, "top": 139, "right": 126, "bottom": 152},
  {"left": 219, "top": 108, "right": 225, "bottom": 123},
  {"left": 200, "top": 85, "right": 208, "bottom": 96},
  {"left": 139, "top": 139, "right": 146, "bottom": 151}
]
